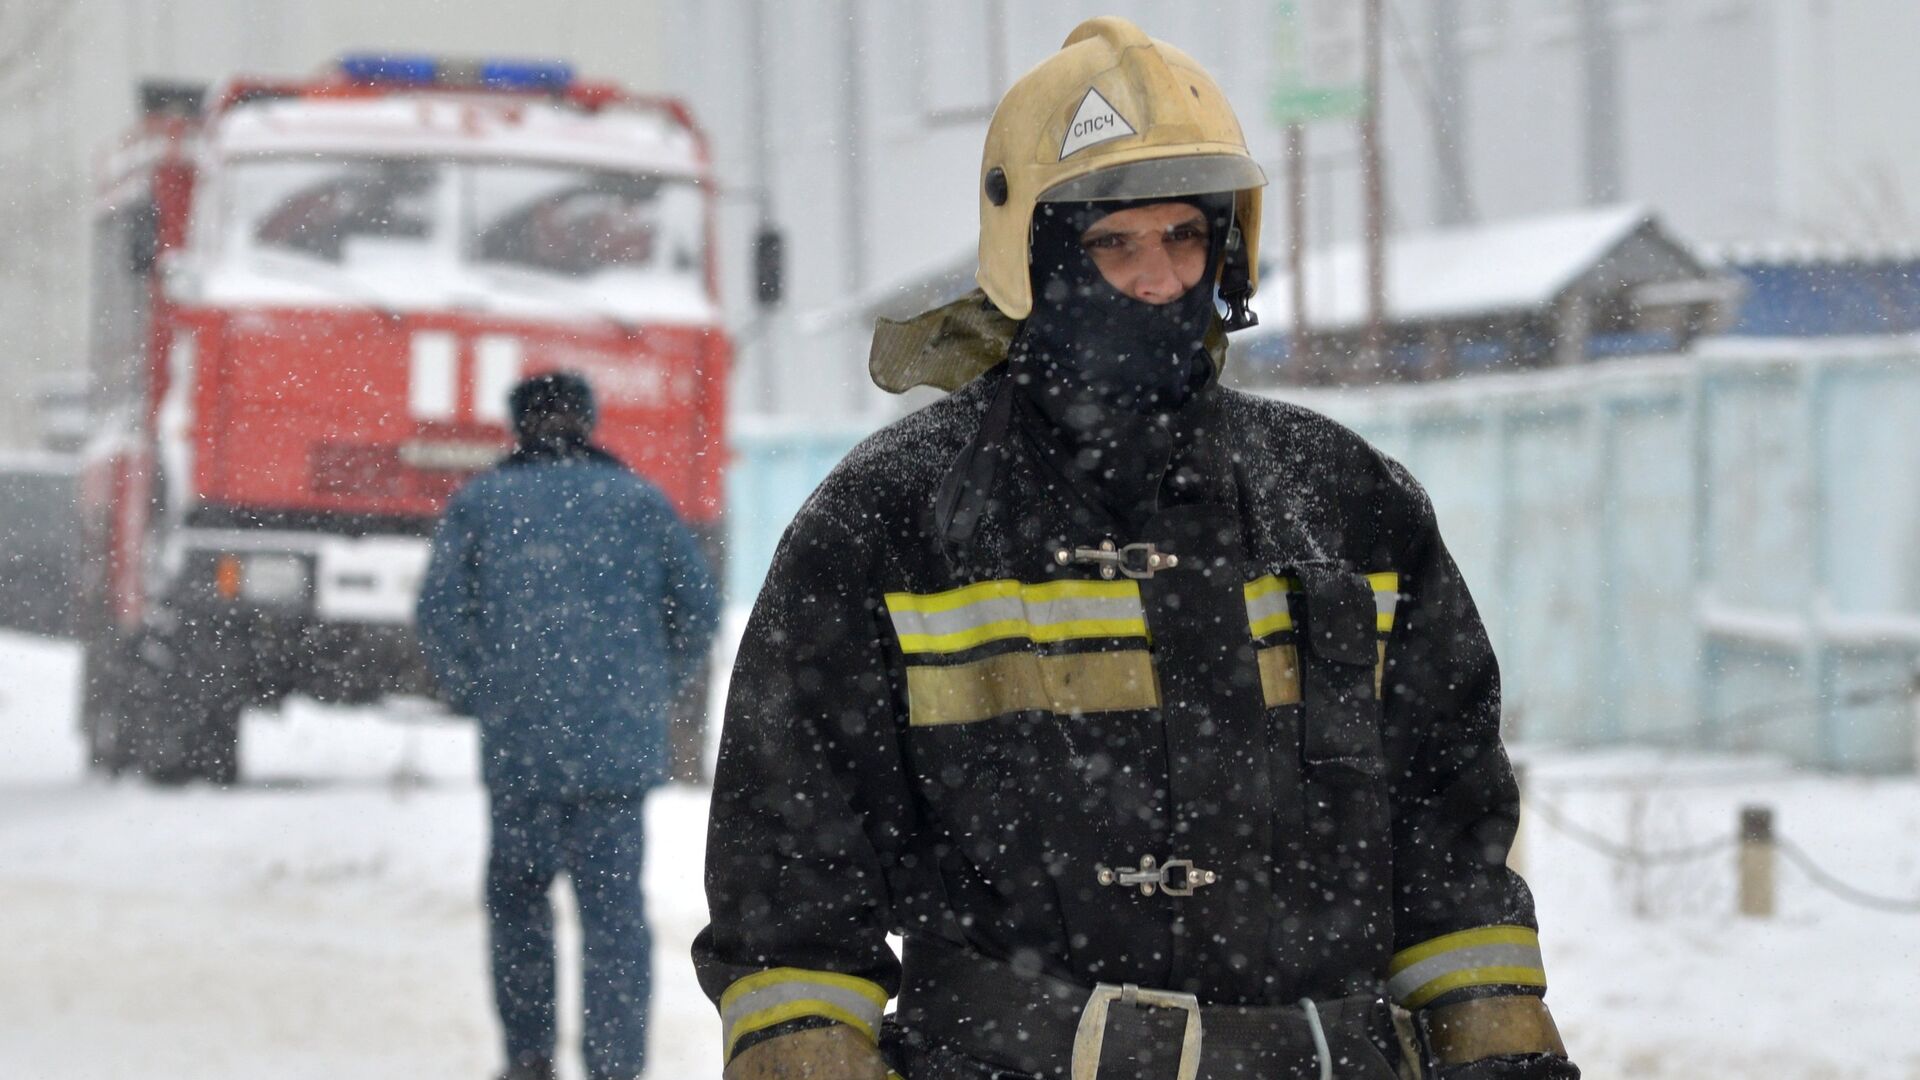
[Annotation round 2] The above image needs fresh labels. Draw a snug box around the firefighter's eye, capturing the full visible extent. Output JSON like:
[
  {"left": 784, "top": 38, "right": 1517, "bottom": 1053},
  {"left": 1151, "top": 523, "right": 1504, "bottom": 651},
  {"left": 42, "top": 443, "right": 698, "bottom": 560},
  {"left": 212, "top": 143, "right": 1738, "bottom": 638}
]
[
  {"left": 1080, "top": 232, "right": 1130, "bottom": 252},
  {"left": 1165, "top": 223, "right": 1208, "bottom": 246}
]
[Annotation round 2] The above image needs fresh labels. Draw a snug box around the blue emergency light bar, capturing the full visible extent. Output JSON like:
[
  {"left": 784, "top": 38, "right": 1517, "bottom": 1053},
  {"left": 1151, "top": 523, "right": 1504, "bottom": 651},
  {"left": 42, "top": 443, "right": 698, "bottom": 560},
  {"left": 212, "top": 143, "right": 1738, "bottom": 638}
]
[
  {"left": 338, "top": 54, "right": 438, "bottom": 84},
  {"left": 337, "top": 53, "right": 575, "bottom": 92},
  {"left": 479, "top": 60, "right": 576, "bottom": 91}
]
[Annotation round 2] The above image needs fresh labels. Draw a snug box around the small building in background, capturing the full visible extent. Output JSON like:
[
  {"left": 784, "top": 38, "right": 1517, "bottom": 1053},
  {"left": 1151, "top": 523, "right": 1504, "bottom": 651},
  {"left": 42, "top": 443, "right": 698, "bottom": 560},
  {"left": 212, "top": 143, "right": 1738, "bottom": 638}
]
[
  {"left": 1235, "top": 204, "right": 1745, "bottom": 385},
  {"left": 1716, "top": 243, "right": 1920, "bottom": 338}
]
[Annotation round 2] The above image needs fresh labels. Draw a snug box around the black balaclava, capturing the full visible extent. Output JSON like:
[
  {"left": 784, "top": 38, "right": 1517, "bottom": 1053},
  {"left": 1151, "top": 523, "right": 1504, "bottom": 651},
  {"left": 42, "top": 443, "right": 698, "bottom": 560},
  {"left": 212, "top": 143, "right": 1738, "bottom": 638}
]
[
  {"left": 935, "top": 194, "right": 1237, "bottom": 547},
  {"left": 1012, "top": 192, "right": 1234, "bottom": 428}
]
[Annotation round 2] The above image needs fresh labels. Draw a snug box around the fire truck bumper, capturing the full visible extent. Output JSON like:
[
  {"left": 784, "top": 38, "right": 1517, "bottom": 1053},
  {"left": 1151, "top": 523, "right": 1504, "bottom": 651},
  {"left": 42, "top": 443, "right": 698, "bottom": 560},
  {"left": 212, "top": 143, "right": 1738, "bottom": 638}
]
[{"left": 169, "top": 530, "right": 437, "bottom": 705}]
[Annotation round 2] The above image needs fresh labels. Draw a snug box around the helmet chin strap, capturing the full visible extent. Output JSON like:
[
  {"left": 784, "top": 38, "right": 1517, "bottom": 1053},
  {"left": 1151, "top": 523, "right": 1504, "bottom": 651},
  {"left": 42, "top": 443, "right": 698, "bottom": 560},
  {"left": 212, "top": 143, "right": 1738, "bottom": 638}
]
[{"left": 1218, "top": 218, "right": 1259, "bottom": 333}]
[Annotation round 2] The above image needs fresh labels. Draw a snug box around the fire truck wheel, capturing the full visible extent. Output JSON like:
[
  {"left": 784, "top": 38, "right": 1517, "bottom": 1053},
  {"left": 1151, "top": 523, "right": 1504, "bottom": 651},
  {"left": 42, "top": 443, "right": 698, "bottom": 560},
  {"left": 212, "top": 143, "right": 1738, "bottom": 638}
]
[
  {"left": 78, "top": 639, "right": 139, "bottom": 777},
  {"left": 138, "top": 630, "right": 246, "bottom": 788},
  {"left": 151, "top": 672, "right": 243, "bottom": 787}
]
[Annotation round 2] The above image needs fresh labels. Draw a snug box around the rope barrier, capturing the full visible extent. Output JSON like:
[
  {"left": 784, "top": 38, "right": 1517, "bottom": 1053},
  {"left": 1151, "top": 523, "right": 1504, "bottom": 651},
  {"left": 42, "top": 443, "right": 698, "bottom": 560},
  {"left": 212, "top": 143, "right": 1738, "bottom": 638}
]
[
  {"left": 1521, "top": 792, "right": 1735, "bottom": 865},
  {"left": 1776, "top": 837, "right": 1920, "bottom": 914},
  {"left": 1522, "top": 791, "right": 1920, "bottom": 914}
]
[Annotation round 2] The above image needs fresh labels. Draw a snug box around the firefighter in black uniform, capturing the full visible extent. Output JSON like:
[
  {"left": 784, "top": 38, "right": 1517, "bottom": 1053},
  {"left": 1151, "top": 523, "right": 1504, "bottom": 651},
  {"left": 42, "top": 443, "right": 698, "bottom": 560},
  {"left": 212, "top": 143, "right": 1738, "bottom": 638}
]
[{"left": 696, "top": 16, "right": 1580, "bottom": 1080}]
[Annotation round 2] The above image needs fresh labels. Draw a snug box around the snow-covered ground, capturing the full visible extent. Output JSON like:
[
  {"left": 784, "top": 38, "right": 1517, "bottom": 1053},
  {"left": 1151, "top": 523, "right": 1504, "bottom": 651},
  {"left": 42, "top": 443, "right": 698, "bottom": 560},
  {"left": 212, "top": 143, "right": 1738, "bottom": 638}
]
[
  {"left": 3, "top": 626, "right": 1918, "bottom": 1079},
  {"left": 0, "top": 629, "right": 727, "bottom": 1080}
]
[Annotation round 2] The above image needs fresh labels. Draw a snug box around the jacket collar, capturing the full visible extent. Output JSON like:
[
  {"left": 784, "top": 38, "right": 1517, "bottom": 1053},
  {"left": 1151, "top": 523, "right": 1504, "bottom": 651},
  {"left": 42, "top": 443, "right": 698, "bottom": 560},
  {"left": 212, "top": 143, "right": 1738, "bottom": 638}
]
[
  {"left": 868, "top": 288, "right": 1232, "bottom": 396},
  {"left": 934, "top": 367, "right": 1239, "bottom": 580},
  {"left": 501, "top": 438, "right": 629, "bottom": 470}
]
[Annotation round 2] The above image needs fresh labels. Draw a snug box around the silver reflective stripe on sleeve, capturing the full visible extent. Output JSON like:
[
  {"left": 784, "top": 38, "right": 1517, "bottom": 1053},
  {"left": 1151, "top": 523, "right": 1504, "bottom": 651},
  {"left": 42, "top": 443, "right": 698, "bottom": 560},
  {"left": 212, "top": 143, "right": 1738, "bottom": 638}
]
[
  {"left": 1386, "top": 926, "right": 1547, "bottom": 1009},
  {"left": 719, "top": 968, "right": 889, "bottom": 1059}
]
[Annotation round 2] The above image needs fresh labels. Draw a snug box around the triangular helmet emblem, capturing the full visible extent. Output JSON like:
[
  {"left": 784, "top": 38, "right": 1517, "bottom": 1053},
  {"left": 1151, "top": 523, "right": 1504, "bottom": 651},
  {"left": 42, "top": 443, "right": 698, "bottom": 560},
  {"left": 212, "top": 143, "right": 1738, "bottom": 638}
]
[{"left": 1059, "top": 87, "right": 1136, "bottom": 160}]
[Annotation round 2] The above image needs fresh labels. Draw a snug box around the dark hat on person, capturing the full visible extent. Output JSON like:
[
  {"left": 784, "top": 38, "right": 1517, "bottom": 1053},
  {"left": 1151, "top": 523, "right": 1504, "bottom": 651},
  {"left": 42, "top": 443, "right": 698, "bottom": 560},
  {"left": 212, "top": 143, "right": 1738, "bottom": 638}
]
[{"left": 509, "top": 372, "right": 596, "bottom": 441}]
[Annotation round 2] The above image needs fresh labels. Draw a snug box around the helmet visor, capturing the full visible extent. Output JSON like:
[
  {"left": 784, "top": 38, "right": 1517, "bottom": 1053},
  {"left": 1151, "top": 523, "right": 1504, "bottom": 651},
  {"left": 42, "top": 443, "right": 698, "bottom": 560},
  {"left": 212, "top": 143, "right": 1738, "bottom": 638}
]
[{"left": 1038, "top": 154, "right": 1267, "bottom": 203}]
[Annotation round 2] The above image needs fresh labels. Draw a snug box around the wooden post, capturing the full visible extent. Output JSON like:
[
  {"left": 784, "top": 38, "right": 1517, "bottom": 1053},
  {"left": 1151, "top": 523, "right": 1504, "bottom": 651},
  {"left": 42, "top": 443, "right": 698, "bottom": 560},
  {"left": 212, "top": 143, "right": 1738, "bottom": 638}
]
[
  {"left": 1909, "top": 665, "right": 1920, "bottom": 774},
  {"left": 1422, "top": 324, "right": 1455, "bottom": 381},
  {"left": 1553, "top": 289, "right": 1591, "bottom": 367},
  {"left": 1626, "top": 789, "right": 1650, "bottom": 919},
  {"left": 1738, "top": 805, "right": 1776, "bottom": 918}
]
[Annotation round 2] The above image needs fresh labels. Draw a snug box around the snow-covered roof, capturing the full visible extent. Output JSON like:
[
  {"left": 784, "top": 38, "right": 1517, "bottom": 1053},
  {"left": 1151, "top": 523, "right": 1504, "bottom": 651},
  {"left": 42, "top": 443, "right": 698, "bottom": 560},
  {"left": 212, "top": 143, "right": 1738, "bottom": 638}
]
[
  {"left": 1704, "top": 238, "right": 1920, "bottom": 266},
  {"left": 1255, "top": 203, "right": 1670, "bottom": 332},
  {"left": 210, "top": 95, "right": 705, "bottom": 176}
]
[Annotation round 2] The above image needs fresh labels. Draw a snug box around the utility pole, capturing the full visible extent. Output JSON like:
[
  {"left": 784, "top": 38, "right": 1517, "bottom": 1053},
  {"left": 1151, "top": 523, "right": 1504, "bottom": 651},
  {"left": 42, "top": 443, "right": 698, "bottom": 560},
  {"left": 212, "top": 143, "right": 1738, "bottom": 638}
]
[
  {"left": 748, "top": 0, "right": 778, "bottom": 413},
  {"left": 1580, "top": 0, "right": 1623, "bottom": 205},
  {"left": 1359, "top": 0, "right": 1388, "bottom": 379},
  {"left": 840, "top": 0, "right": 867, "bottom": 297},
  {"left": 839, "top": 0, "right": 869, "bottom": 411},
  {"left": 1287, "top": 123, "right": 1312, "bottom": 381},
  {"left": 1431, "top": 0, "right": 1474, "bottom": 227}
]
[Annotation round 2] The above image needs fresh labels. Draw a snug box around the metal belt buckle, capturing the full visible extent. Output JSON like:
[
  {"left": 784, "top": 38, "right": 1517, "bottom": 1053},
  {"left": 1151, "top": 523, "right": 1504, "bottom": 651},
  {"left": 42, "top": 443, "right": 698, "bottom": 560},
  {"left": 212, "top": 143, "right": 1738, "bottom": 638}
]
[
  {"left": 1071, "top": 982, "right": 1204, "bottom": 1080},
  {"left": 1054, "top": 539, "right": 1180, "bottom": 580}
]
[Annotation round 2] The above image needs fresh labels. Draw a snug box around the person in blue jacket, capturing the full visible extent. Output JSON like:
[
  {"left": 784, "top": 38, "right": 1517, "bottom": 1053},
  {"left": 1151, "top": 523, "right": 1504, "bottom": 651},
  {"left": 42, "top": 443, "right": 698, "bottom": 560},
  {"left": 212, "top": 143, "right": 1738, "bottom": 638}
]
[{"left": 417, "top": 371, "right": 720, "bottom": 1080}]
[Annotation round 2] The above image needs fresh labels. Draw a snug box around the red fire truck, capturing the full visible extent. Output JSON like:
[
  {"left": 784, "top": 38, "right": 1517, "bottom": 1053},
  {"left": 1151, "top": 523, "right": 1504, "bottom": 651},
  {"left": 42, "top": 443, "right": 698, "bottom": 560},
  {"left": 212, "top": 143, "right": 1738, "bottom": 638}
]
[{"left": 78, "top": 57, "right": 731, "bottom": 784}]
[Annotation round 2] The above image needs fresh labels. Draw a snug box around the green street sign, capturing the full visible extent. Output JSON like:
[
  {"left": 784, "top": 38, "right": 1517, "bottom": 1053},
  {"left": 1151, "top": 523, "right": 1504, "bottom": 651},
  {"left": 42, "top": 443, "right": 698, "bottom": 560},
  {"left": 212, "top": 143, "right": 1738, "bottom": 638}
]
[
  {"left": 1269, "top": 0, "right": 1367, "bottom": 124},
  {"left": 1271, "top": 82, "right": 1368, "bottom": 124}
]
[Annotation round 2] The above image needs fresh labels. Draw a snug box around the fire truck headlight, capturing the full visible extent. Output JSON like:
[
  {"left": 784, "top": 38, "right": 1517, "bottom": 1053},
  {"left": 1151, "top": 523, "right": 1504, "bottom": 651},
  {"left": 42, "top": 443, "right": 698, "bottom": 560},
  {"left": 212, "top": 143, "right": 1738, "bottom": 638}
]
[{"left": 239, "top": 553, "right": 311, "bottom": 606}]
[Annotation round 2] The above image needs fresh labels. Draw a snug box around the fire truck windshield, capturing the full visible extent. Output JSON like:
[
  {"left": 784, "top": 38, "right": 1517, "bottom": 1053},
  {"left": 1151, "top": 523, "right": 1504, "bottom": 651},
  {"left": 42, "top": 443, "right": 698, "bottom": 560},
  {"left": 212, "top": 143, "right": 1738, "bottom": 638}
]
[
  {"left": 470, "top": 163, "right": 698, "bottom": 278},
  {"left": 207, "top": 155, "right": 709, "bottom": 320}
]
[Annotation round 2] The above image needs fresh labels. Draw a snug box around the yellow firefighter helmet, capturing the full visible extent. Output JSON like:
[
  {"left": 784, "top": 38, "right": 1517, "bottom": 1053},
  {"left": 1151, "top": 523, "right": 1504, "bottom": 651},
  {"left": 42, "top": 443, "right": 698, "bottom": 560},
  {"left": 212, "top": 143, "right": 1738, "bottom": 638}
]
[{"left": 976, "top": 16, "right": 1267, "bottom": 323}]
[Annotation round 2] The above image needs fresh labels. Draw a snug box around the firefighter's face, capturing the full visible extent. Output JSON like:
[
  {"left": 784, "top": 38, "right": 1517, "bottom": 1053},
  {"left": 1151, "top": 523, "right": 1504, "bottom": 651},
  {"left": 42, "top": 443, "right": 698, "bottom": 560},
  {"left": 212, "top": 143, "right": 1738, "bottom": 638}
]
[{"left": 1078, "top": 202, "right": 1211, "bottom": 305}]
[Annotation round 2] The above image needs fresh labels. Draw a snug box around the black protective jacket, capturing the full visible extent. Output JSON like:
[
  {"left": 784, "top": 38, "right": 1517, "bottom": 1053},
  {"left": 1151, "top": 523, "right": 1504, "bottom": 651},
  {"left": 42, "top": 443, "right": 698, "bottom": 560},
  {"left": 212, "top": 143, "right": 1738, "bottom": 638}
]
[{"left": 696, "top": 311, "right": 1555, "bottom": 1073}]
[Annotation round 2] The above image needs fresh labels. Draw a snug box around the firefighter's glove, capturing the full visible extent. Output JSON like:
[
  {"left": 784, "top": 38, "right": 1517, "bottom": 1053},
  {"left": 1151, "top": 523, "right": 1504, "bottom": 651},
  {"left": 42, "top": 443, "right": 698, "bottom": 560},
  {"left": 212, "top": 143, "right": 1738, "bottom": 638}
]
[
  {"left": 1437, "top": 1053, "right": 1580, "bottom": 1080},
  {"left": 723, "top": 1023, "right": 889, "bottom": 1080},
  {"left": 1422, "top": 995, "right": 1576, "bottom": 1080}
]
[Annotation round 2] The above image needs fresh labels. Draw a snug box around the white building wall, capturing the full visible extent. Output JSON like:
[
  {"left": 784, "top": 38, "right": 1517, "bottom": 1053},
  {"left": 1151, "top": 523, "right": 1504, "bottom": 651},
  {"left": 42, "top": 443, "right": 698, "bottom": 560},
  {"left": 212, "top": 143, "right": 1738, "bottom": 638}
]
[
  {"left": 1367, "top": 0, "right": 1920, "bottom": 249},
  {"left": 1612, "top": 3, "right": 1780, "bottom": 243},
  {"left": 1369, "top": 1, "right": 1777, "bottom": 242},
  {"left": 1772, "top": 0, "right": 1920, "bottom": 242},
  {"left": 1447, "top": 3, "right": 1585, "bottom": 225}
]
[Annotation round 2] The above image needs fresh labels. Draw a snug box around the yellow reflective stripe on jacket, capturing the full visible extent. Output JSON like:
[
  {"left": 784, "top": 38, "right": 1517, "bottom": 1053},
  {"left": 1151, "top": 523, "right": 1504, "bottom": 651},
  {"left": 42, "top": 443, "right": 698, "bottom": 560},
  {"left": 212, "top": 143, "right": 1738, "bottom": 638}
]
[
  {"left": 1368, "top": 572, "right": 1402, "bottom": 632},
  {"left": 1243, "top": 571, "right": 1403, "bottom": 639},
  {"left": 719, "top": 967, "right": 889, "bottom": 1060},
  {"left": 885, "top": 579, "right": 1147, "bottom": 655},
  {"left": 1255, "top": 644, "right": 1301, "bottom": 707},
  {"left": 906, "top": 649, "right": 1159, "bottom": 726},
  {"left": 1244, "top": 574, "right": 1296, "bottom": 637},
  {"left": 1386, "top": 926, "right": 1547, "bottom": 1010}
]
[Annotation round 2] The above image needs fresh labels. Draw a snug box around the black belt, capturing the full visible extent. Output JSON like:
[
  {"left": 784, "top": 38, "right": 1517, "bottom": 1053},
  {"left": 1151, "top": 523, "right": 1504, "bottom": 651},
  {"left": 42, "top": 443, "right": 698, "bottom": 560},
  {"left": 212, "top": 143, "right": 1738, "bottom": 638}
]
[{"left": 897, "top": 936, "right": 1401, "bottom": 1079}]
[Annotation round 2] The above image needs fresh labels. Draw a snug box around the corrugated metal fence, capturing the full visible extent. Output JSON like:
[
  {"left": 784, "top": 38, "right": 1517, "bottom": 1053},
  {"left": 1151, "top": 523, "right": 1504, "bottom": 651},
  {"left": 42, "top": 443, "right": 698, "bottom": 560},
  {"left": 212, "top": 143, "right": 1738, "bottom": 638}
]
[{"left": 727, "top": 340, "right": 1920, "bottom": 771}]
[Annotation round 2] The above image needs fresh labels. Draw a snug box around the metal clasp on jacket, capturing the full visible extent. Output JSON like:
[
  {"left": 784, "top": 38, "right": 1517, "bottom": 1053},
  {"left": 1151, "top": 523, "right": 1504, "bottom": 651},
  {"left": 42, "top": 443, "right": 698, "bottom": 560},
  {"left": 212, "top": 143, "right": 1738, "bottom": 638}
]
[
  {"left": 1054, "top": 539, "right": 1179, "bottom": 580},
  {"left": 1094, "top": 854, "right": 1218, "bottom": 897},
  {"left": 1072, "top": 982, "right": 1203, "bottom": 1080}
]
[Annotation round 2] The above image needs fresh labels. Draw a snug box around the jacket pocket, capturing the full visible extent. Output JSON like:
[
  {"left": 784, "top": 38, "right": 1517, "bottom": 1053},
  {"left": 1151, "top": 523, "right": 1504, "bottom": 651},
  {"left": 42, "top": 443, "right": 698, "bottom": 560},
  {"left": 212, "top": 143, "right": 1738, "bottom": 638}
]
[{"left": 1292, "top": 562, "right": 1387, "bottom": 787}]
